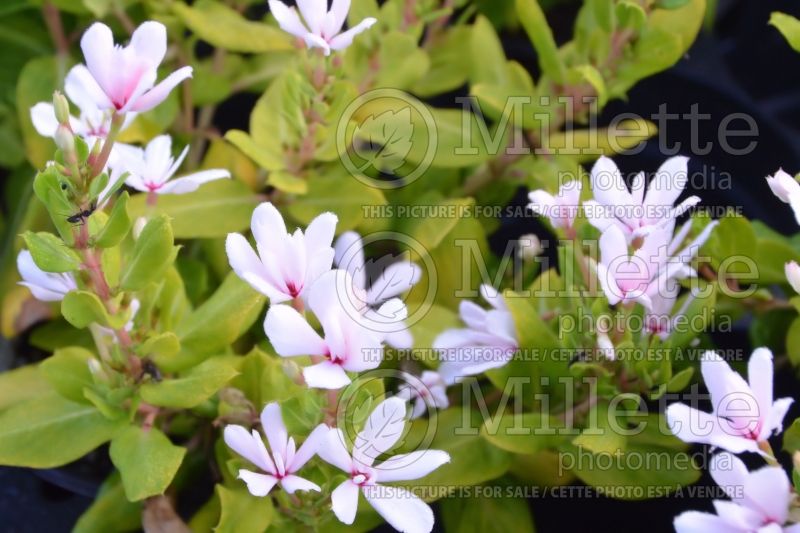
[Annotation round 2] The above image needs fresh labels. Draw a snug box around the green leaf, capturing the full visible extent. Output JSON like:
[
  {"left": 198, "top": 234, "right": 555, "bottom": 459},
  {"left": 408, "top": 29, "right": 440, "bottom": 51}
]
[
  {"left": 128, "top": 180, "right": 258, "bottom": 239},
  {"left": 215, "top": 485, "right": 274, "bottom": 533},
  {"left": 0, "top": 392, "right": 122, "bottom": 468},
  {"left": 231, "top": 347, "right": 303, "bottom": 408},
  {"left": 783, "top": 418, "right": 800, "bottom": 453},
  {"left": 571, "top": 404, "right": 626, "bottom": 455},
  {"left": 481, "top": 412, "right": 565, "bottom": 455},
  {"left": 95, "top": 191, "right": 132, "bottom": 248},
  {"left": 33, "top": 166, "right": 77, "bottom": 246},
  {"left": 120, "top": 215, "right": 178, "bottom": 291},
  {"left": 413, "top": 26, "right": 472, "bottom": 97},
  {"left": 137, "top": 332, "right": 181, "bottom": 360},
  {"left": 169, "top": 273, "right": 266, "bottom": 371},
  {"left": 352, "top": 107, "right": 415, "bottom": 174},
  {"left": 110, "top": 425, "right": 186, "bottom": 501},
  {"left": 441, "top": 492, "right": 535, "bottom": 533},
  {"left": 16, "top": 56, "right": 59, "bottom": 167},
  {"left": 73, "top": 473, "right": 141, "bottom": 533},
  {"left": 173, "top": 0, "right": 293, "bottom": 53},
  {"left": 374, "top": 32, "right": 430, "bottom": 90},
  {"left": 516, "top": 0, "right": 566, "bottom": 84},
  {"left": 656, "top": 0, "right": 691, "bottom": 8},
  {"left": 0, "top": 365, "right": 52, "bottom": 412},
  {"left": 22, "top": 231, "right": 81, "bottom": 272},
  {"left": 40, "top": 346, "right": 95, "bottom": 404},
  {"left": 786, "top": 317, "right": 800, "bottom": 367},
  {"left": 140, "top": 358, "right": 239, "bottom": 409},
  {"left": 62, "top": 290, "right": 120, "bottom": 329},
  {"left": 470, "top": 16, "right": 509, "bottom": 86},
  {"left": 771, "top": 12, "right": 800, "bottom": 53},
  {"left": 616, "top": 1, "right": 647, "bottom": 30}
]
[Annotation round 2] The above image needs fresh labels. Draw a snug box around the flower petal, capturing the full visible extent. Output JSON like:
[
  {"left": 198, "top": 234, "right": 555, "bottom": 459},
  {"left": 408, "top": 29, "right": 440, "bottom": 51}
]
[
  {"left": 65, "top": 65, "right": 113, "bottom": 110},
  {"left": 673, "top": 510, "right": 737, "bottom": 533},
  {"left": 237, "top": 470, "right": 278, "bottom": 497},
  {"left": 30, "top": 103, "right": 59, "bottom": 137},
  {"left": 747, "top": 347, "right": 774, "bottom": 429},
  {"left": 643, "top": 155, "right": 689, "bottom": 209},
  {"left": 226, "top": 233, "right": 283, "bottom": 300},
  {"left": 375, "top": 450, "right": 450, "bottom": 483},
  {"left": 354, "top": 397, "right": 408, "bottom": 467},
  {"left": 368, "top": 262, "right": 421, "bottom": 304},
  {"left": 268, "top": 0, "right": 311, "bottom": 38},
  {"left": 331, "top": 480, "right": 360, "bottom": 525},
  {"left": 290, "top": 423, "right": 328, "bottom": 472},
  {"left": 328, "top": 18, "right": 377, "bottom": 51},
  {"left": 80, "top": 23, "right": 115, "bottom": 98},
  {"left": 743, "top": 465, "right": 792, "bottom": 525},
  {"left": 363, "top": 484, "right": 434, "bottom": 533},
  {"left": 223, "top": 425, "right": 275, "bottom": 473},
  {"left": 260, "top": 403, "right": 288, "bottom": 460},
  {"left": 129, "top": 66, "right": 193, "bottom": 113},
  {"left": 334, "top": 231, "right": 366, "bottom": 290},
  {"left": 317, "top": 427, "right": 354, "bottom": 473},
  {"left": 303, "top": 361, "right": 351, "bottom": 389},
  {"left": 156, "top": 169, "right": 230, "bottom": 194},
  {"left": 130, "top": 21, "right": 167, "bottom": 67},
  {"left": 296, "top": 0, "right": 327, "bottom": 34},
  {"left": 280, "top": 474, "right": 321, "bottom": 494},
  {"left": 264, "top": 305, "right": 328, "bottom": 357}
]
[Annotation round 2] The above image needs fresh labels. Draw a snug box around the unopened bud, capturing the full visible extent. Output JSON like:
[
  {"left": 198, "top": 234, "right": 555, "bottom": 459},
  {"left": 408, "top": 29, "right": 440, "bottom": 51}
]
[
  {"left": 517, "top": 234, "right": 542, "bottom": 260},
  {"left": 54, "top": 124, "right": 75, "bottom": 155},
  {"left": 132, "top": 217, "right": 148, "bottom": 240},
  {"left": 786, "top": 261, "right": 800, "bottom": 294},
  {"left": 53, "top": 91, "right": 71, "bottom": 126}
]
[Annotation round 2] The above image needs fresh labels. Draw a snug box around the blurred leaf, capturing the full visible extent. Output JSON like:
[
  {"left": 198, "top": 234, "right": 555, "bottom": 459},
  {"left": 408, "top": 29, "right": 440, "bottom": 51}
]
[
  {"left": 95, "top": 192, "right": 132, "bottom": 248},
  {"left": 73, "top": 472, "right": 141, "bottom": 533},
  {"left": 140, "top": 358, "right": 239, "bottom": 409},
  {"left": 16, "top": 55, "right": 61, "bottom": 168},
  {"left": 0, "top": 391, "right": 122, "bottom": 467},
  {"left": 441, "top": 492, "right": 535, "bottom": 533},
  {"left": 0, "top": 364, "right": 51, "bottom": 412},
  {"left": 516, "top": 0, "right": 566, "bottom": 84},
  {"left": 771, "top": 12, "right": 800, "bottom": 53},
  {"left": 22, "top": 230, "right": 80, "bottom": 272},
  {"left": 120, "top": 215, "right": 178, "bottom": 291},
  {"left": 215, "top": 485, "right": 274, "bottom": 533},
  {"left": 481, "top": 412, "right": 566, "bottom": 454},
  {"left": 40, "top": 346, "right": 94, "bottom": 404},
  {"left": 110, "top": 425, "right": 186, "bottom": 501}
]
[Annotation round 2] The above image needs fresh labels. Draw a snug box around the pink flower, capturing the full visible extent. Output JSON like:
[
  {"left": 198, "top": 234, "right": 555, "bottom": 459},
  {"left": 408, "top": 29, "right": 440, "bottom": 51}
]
[
  {"left": 223, "top": 403, "right": 327, "bottom": 496},
  {"left": 643, "top": 284, "right": 698, "bottom": 341},
  {"left": 527, "top": 180, "right": 582, "bottom": 230},
  {"left": 121, "top": 135, "right": 230, "bottom": 195},
  {"left": 396, "top": 371, "right": 449, "bottom": 419},
  {"left": 334, "top": 231, "right": 420, "bottom": 349},
  {"left": 666, "top": 349, "right": 793, "bottom": 455},
  {"left": 596, "top": 219, "right": 717, "bottom": 310},
  {"left": 433, "top": 285, "right": 518, "bottom": 381},
  {"left": 70, "top": 21, "right": 192, "bottom": 114},
  {"left": 226, "top": 202, "right": 337, "bottom": 303},
  {"left": 584, "top": 156, "right": 700, "bottom": 242},
  {"left": 264, "top": 269, "right": 395, "bottom": 389},
  {"left": 317, "top": 397, "right": 450, "bottom": 533},
  {"left": 674, "top": 453, "right": 800, "bottom": 532},
  {"left": 269, "top": 0, "right": 377, "bottom": 55}
]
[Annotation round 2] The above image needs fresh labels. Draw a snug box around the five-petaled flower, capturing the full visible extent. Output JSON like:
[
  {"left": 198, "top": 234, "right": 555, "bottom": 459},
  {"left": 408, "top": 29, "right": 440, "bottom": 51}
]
[
  {"left": 584, "top": 156, "right": 700, "bottom": 242},
  {"left": 527, "top": 180, "right": 582, "bottom": 230},
  {"left": 264, "top": 269, "right": 395, "bottom": 389},
  {"left": 224, "top": 403, "right": 328, "bottom": 496},
  {"left": 121, "top": 135, "right": 230, "bottom": 195},
  {"left": 227, "top": 202, "right": 338, "bottom": 304},
  {"left": 334, "top": 231, "right": 420, "bottom": 349},
  {"left": 17, "top": 250, "right": 77, "bottom": 302},
  {"left": 396, "top": 371, "right": 449, "bottom": 419},
  {"left": 72, "top": 21, "right": 193, "bottom": 114},
  {"left": 666, "top": 348, "right": 793, "bottom": 455},
  {"left": 674, "top": 452, "right": 800, "bottom": 532},
  {"left": 317, "top": 397, "right": 450, "bottom": 533},
  {"left": 434, "top": 284, "right": 518, "bottom": 381},
  {"left": 268, "top": 0, "right": 377, "bottom": 55}
]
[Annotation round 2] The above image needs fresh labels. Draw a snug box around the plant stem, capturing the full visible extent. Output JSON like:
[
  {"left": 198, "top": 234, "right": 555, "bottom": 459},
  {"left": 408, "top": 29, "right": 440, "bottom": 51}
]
[
  {"left": 89, "top": 113, "right": 125, "bottom": 178},
  {"left": 759, "top": 440, "right": 780, "bottom": 466}
]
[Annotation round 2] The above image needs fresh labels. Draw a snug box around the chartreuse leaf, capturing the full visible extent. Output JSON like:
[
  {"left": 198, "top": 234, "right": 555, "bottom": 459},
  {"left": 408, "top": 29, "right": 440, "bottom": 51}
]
[
  {"left": 571, "top": 403, "right": 626, "bottom": 455},
  {"left": 0, "top": 365, "right": 51, "bottom": 412},
  {"left": 17, "top": 56, "right": 59, "bottom": 168},
  {"left": 22, "top": 231, "right": 81, "bottom": 272},
  {"left": 375, "top": 31, "right": 430, "bottom": 90},
  {"left": 771, "top": 12, "right": 800, "bottom": 53},
  {"left": 215, "top": 485, "right": 275, "bottom": 533},
  {"left": 413, "top": 26, "right": 472, "bottom": 97},
  {"left": 786, "top": 318, "right": 800, "bottom": 367},
  {"left": 110, "top": 425, "right": 186, "bottom": 501},
  {"left": 172, "top": 0, "right": 293, "bottom": 53},
  {"left": 481, "top": 412, "right": 566, "bottom": 455},
  {"left": 231, "top": 348, "right": 303, "bottom": 408},
  {"left": 94, "top": 191, "right": 131, "bottom": 248},
  {"left": 666, "top": 283, "right": 716, "bottom": 350},
  {"left": 167, "top": 273, "right": 266, "bottom": 371},
  {"left": 120, "top": 215, "right": 178, "bottom": 291},
  {"left": 32, "top": 166, "right": 76, "bottom": 245},
  {"left": 516, "top": 0, "right": 566, "bottom": 84},
  {"left": 470, "top": 16, "right": 509, "bottom": 86},
  {"left": 62, "top": 290, "right": 120, "bottom": 329},
  {"left": 73, "top": 472, "right": 141, "bottom": 533},
  {"left": 40, "top": 346, "right": 94, "bottom": 404},
  {"left": 441, "top": 491, "right": 535, "bottom": 533},
  {"left": 137, "top": 332, "right": 180, "bottom": 360},
  {"left": 0, "top": 392, "right": 122, "bottom": 468},
  {"left": 128, "top": 180, "right": 258, "bottom": 239},
  {"left": 783, "top": 418, "right": 800, "bottom": 453},
  {"left": 140, "top": 358, "right": 239, "bottom": 409}
]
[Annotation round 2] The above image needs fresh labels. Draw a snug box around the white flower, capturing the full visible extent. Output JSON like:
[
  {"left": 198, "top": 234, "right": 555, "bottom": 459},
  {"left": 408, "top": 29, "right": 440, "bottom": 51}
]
[
  {"left": 767, "top": 169, "right": 800, "bottom": 202},
  {"left": 70, "top": 21, "right": 192, "bottom": 113},
  {"left": 584, "top": 156, "right": 701, "bottom": 242},
  {"left": 317, "top": 397, "right": 450, "bottom": 533},
  {"left": 30, "top": 69, "right": 137, "bottom": 167},
  {"left": 121, "top": 135, "right": 230, "bottom": 195},
  {"left": 674, "top": 452, "right": 800, "bottom": 532},
  {"left": 596, "top": 219, "right": 717, "bottom": 310},
  {"left": 224, "top": 403, "right": 327, "bottom": 496},
  {"left": 527, "top": 180, "right": 582, "bottom": 230},
  {"left": 264, "top": 269, "right": 395, "bottom": 389},
  {"left": 786, "top": 261, "right": 800, "bottom": 294},
  {"left": 397, "top": 371, "right": 449, "bottom": 419},
  {"left": 334, "top": 231, "right": 420, "bottom": 349},
  {"left": 433, "top": 285, "right": 518, "bottom": 381},
  {"left": 666, "top": 348, "right": 793, "bottom": 455},
  {"left": 17, "top": 250, "right": 77, "bottom": 302},
  {"left": 226, "top": 202, "right": 337, "bottom": 303},
  {"left": 644, "top": 282, "right": 699, "bottom": 341},
  {"left": 268, "top": 0, "right": 377, "bottom": 55}
]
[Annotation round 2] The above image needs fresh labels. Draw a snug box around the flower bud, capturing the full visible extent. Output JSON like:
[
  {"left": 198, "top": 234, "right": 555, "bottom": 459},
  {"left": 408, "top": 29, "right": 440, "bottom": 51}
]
[
  {"left": 53, "top": 91, "right": 71, "bottom": 126},
  {"left": 54, "top": 124, "right": 75, "bottom": 155},
  {"left": 132, "top": 217, "right": 148, "bottom": 240},
  {"left": 786, "top": 261, "right": 800, "bottom": 294},
  {"left": 517, "top": 233, "right": 542, "bottom": 260}
]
